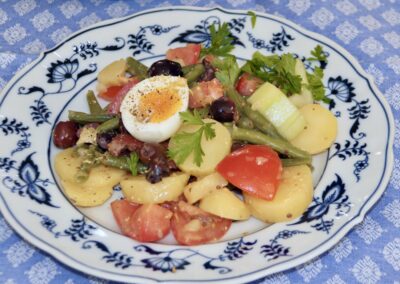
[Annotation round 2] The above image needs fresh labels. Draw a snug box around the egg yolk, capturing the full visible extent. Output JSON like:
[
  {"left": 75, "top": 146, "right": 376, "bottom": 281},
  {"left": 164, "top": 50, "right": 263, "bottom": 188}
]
[{"left": 137, "top": 87, "right": 182, "bottom": 123}]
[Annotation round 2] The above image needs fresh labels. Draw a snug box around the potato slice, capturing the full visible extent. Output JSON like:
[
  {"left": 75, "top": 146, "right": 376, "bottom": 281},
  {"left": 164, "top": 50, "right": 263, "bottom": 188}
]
[
  {"left": 54, "top": 148, "right": 127, "bottom": 187},
  {"left": 290, "top": 104, "right": 337, "bottom": 154},
  {"left": 54, "top": 148, "right": 82, "bottom": 183},
  {"left": 121, "top": 173, "right": 190, "bottom": 204},
  {"left": 170, "top": 119, "right": 232, "bottom": 176},
  {"left": 184, "top": 172, "right": 227, "bottom": 204},
  {"left": 199, "top": 188, "right": 250, "bottom": 220},
  {"left": 244, "top": 165, "right": 313, "bottom": 223},
  {"left": 97, "top": 59, "right": 128, "bottom": 93},
  {"left": 54, "top": 148, "right": 127, "bottom": 207},
  {"left": 60, "top": 180, "right": 114, "bottom": 207}
]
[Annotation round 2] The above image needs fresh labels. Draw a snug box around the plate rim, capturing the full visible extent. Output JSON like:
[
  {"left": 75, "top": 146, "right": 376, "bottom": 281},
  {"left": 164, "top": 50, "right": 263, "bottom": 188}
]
[{"left": 0, "top": 5, "right": 395, "bottom": 283}]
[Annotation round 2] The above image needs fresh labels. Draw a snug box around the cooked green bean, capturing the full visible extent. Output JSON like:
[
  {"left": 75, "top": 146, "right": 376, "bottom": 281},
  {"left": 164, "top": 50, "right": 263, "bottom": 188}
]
[
  {"left": 96, "top": 117, "right": 120, "bottom": 133},
  {"left": 225, "top": 86, "right": 282, "bottom": 139},
  {"left": 68, "top": 111, "right": 115, "bottom": 124},
  {"left": 227, "top": 124, "right": 310, "bottom": 159},
  {"left": 86, "top": 90, "right": 103, "bottom": 114},
  {"left": 237, "top": 115, "right": 254, "bottom": 129},
  {"left": 74, "top": 146, "right": 101, "bottom": 183},
  {"left": 103, "top": 152, "right": 130, "bottom": 171},
  {"left": 281, "top": 157, "right": 312, "bottom": 167},
  {"left": 183, "top": 64, "right": 205, "bottom": 85},
  {"left": 126, "top": 57, "right": 148, "bottom": 80},
  {"left": 103, "top": 152, "right": 148, "bottom": 174}
]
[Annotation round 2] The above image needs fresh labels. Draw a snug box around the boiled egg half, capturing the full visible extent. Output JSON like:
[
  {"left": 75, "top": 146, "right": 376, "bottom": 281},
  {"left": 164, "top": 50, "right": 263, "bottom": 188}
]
[{"left": 120, "top": 75, "right": 189, "bottom": 143}]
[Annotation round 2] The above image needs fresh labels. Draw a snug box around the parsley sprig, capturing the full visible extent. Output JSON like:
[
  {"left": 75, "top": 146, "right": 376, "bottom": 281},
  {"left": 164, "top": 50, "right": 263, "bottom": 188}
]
[
  {"left": 126, "top": 152, "right": 139, "bottom": 176},
  {"left": 213, "top": 55, "right": 240, "bottom": 87},
  {"left": 168, "top": 110, "right": 216, "bottom": 166},
  {"left": 242, "top": 51, "right": 302, "bottom": 95},
  {"left": 200, "top": 23, "right": 235, "bottom": 57},
  {"left": 247, "top": 11, "right": 257, "bottom": 28},
  {"left": 307, "top": 45, "right": 327, "bottom": 63}
]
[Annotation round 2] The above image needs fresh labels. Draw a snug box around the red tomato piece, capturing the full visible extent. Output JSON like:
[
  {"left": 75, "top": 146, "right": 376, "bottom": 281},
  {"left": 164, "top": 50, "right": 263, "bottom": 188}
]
[
  {"left": 128, "top": 204, "right": 173, "bottom": 242},
  {"left": 171, "top": 201, "right": 231, "bottom": 245},
  {"left": 99, "top": 85, "right": 124, "bottom": 102},
  {"left": 107, "top": 133, "right": 144, "bottom": 156},
  {"left": 216, "top": 145, "right": 282, "bottom": 200},
  {"left": 106, "top": 78, "right": 141, "bottom": 114},
  {"left": 166, "top": 44, "right": 201, "bottom": 66},
  {"left": 235, "top": 73, "right": 263, "bottom": 97},
  {"left": 111, "top": 200, "right": 141, "bottom": 236},
  {"left": 189, "top": 78, "right": 224, "bottom": 108}
]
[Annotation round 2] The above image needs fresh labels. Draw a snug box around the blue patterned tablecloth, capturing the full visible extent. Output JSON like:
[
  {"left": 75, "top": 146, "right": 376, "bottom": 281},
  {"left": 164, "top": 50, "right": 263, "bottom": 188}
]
[{"left": 0, "top": 0, "right": 399, "bottom": 283}]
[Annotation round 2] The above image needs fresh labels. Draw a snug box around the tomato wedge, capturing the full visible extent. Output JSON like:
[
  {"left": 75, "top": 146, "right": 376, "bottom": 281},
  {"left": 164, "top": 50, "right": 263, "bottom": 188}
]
[
  {"left": 166, "top": 44, "right": 201, "bottom": 66},
  {"left": 235, "top": 73, "right": 263, "bottom": 97},
  {"left": 106, "top": 78, "right": 141, "bottom": 114},
  {"left": 111, "top": 200, "right": 172, "bottom": 242},
  {"left": 111, "top": 199, "right": 140, "bottom": 236},
  {"left": 129, "top": 204, "right": 173, "bottom": 242},
  {"left": 171, "top": 201, "right": 231, "bottom": 245},
  {"left": 216, "top": 145, "right": 282, "bottom": 200}
]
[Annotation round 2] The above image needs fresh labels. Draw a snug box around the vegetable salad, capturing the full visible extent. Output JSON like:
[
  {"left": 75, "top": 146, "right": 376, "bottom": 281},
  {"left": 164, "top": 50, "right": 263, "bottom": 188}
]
[{"left": 53, "top": 22, "right": 337, "bottom": 245}]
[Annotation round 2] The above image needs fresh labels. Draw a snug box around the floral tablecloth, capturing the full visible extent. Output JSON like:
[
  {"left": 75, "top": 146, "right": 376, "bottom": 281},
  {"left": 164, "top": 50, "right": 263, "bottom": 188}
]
[{"left": 0, "top": 0, "right": 399, "bottom": 283}]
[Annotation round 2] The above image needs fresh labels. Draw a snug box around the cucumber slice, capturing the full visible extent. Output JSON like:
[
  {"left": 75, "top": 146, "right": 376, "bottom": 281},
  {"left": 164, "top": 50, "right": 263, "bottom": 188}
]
[
  {"left": 289, "top": 59, "right": 313, "bottom": 108},
  {"left": 248, "top": 82, "right": 306, "bottom": 140}
]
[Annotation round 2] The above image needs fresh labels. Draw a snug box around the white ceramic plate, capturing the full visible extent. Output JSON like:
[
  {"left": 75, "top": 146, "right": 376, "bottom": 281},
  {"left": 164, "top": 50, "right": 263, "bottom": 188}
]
[{"left": 0, "top": 6, "right": 394, "bottom": 283}]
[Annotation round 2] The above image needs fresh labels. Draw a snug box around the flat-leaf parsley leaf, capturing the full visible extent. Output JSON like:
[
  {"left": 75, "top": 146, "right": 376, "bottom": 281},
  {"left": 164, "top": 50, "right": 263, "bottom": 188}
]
[
  {"left": 200, "top": 22, "right": 235, "bottom": 57},
  {"left": 168, "top": 110, "right": 216, "bottom": 166}
]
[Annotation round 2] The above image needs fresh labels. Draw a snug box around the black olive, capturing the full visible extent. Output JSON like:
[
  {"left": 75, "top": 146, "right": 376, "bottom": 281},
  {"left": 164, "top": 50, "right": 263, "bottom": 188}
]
[
  {"left": 148, "top": 59, "right": 183, "bottom": 77},
  {"left": 210, "top": 97, "right": 237, "bottom": 122}
]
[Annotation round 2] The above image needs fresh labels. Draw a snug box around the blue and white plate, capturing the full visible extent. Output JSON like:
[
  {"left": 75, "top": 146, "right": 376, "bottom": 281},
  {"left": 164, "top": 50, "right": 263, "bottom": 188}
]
[{"left": 0, "top": 6, "right": 394, "bottom": 283}]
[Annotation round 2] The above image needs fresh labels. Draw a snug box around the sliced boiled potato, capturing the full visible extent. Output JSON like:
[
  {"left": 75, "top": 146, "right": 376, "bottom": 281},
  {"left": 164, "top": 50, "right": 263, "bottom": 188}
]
[
  {"left": 60, "top": 180, "right": 114, "bottom": 207},
  {"left": 290, "top": 104, "right": 337, "bottom": 154},
  {"left": 97, "top": 58, "right": 129, "bottom": 93},
  {"left": 170, "top": 119, "right": 232, "bottom": 176},
  {"left": 121, "top": 173, "right": 190, "bottom": 204},
  {"left": 54, "top": 148, "right": 127, "bottom": 207},
  {"left": 244, "top": 165, "right": 313, "bottom": 223},
  {"left": 199, "top": 188, "right": 250, "bottom": 220},
  {"left": 54, "top": 148, "right": 82, "bottom": 183},
  {"left": 184, "top": 172, "right": 228, "bottom": 204}
]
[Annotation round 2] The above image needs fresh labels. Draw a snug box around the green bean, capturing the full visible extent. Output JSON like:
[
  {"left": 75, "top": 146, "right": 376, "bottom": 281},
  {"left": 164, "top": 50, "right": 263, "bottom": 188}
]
[
  {"left": 74, "top": 145, "right": 101, "bottom": 183},
  {"left": 227, "top": 124, "right": 310, "bottom": 159},
  {"left": 126, "top": 57, "right": 148, "bottom": 80},
  {"left": 68, "top": 111, "right": 115, "bottom": 124},
  {"left": 182, "top": 64, "right": 205, "bottom": 86},
  {"left": 103, "top": 152, "right": 130, "bottom": 171},
  {"left": 281, "top": 157, "right": 312, "bottom": 167},
  {"left": 103, "top": 152, "right": 148, "bottom": 174},
  {"left": 86, "top": 90, "right": 103, "bottom": 114},
  {"left": 237, "top": 115, "right": 254, "bottom": 129},
  {"left": 225, "top": 86, "right": 282, "bottom": 139},
  {"left": 96, "top": 116, "right": 120, "bottom": 133}
]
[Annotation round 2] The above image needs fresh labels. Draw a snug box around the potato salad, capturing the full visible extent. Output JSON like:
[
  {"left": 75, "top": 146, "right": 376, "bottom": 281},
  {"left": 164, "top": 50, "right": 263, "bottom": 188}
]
[{"left": 53, "top": 22, "right": 337, "bottom": 245}]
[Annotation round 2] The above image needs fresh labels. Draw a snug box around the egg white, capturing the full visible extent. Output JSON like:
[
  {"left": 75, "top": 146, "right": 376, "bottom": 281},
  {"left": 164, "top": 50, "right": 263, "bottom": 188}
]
[{"left": 120, "top": 75, "right": 189, "bottom": 143}]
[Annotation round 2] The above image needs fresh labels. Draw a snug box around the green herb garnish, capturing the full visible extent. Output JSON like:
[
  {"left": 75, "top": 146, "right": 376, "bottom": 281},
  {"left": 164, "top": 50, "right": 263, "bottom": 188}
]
[
  {"left": 127, "top": 152, "right": 139, "bottom": 176},
  {"left": 242, "top": 51, "right": 302, "bottom": 95},
  {"left": 308, "top": 45, "right": 327, "bottom": 63},
  {"left": 306, "top": 67, "right": 330, "bottom": 103},
  {"left": 213, "top": 55, "right": 240, "bottom": 87},
  {"left": 248, "top": 11, "right": 257, "bottom": 28},
  {"left": 200, "top": 22, "right": 235, "bottom": 57},
  {"left": 168, "top": 110, "right": 216, "bottom": 166}
]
